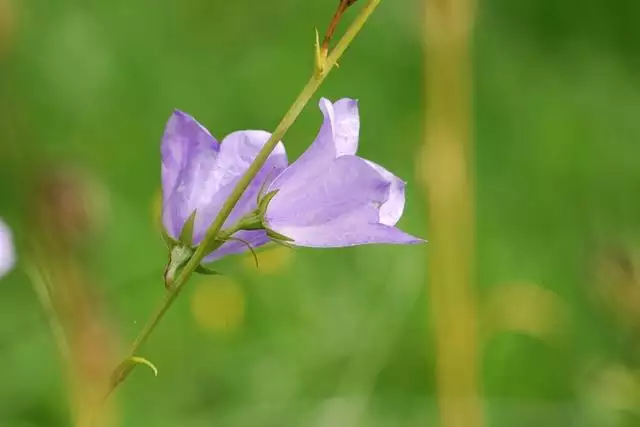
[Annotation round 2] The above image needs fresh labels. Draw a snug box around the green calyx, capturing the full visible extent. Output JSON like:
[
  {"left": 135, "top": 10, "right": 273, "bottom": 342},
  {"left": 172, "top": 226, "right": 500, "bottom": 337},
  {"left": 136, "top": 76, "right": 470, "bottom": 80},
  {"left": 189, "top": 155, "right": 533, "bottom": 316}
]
[
  {"left": 235, "top": 213, "right": 263, "bottom": 231},
  {"left": 160, "top": 210, "right": 197, "bottom": 249},
  {"left": 179, "top": 210, "right": 198, "bottom": 246},
  {"left": 162, "top": 193, "right": 293, "bottom": 288},
  {"left": 254, "top": 189, "right": 295, "bottom": 243},
  {"left": 164, "top": 245, "right": 194, "bottom": 289},
  {"left": 223, "top": 190, "right": 279, "bottom": 233}
]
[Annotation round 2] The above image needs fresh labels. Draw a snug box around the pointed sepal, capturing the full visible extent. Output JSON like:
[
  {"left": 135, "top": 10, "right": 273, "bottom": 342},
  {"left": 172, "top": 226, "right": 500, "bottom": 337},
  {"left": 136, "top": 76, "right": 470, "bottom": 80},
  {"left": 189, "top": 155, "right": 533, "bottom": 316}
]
[
  {"left": 270, "top": 238, "right": 295, "bottom": 249},
  {"left": 195, "top": 265, "right": 221, "bottom": 276},
  {"left": 257, "top": 190, "right": 279, "bottom": 216},
  {"left": 178, "top": 210, "right": 197, "bottom": 246},
  {"left": 161, "top": 226, "right": 179, "bottom": 249},
  {"left": 266, "top": 228, "right": 294, "bottom": 243}
]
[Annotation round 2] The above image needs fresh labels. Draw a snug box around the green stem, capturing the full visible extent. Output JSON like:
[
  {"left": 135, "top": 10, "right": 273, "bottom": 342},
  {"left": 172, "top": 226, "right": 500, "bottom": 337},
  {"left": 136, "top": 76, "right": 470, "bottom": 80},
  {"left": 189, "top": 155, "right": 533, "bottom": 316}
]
[
  {"left": 197, "top": 0, "right": 381, "bottom": 250},
  {"left": 126, "top": 220, "right": 242, "bottom": 355},
  {"left": 113, "top": 0, "right": 382, "bottom": 394}
]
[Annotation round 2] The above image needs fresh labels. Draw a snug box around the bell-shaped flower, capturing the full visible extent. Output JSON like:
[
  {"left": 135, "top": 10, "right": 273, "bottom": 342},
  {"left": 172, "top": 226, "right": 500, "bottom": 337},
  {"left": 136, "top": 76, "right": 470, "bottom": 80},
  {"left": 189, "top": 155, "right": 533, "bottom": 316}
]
[
  {"left": 161, "top": 110, "right": 287, "bottom": 261},
  {"left": 262, "top": 98, "right": 423, "bottom": 247},
  {"left": 0, "top": 217, "right": 15, "bottom": 279}
]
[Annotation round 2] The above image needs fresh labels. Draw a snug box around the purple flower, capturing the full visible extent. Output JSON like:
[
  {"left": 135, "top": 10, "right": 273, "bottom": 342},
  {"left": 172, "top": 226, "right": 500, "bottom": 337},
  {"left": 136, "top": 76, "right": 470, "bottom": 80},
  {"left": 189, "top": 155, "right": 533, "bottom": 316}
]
[
  {"left": 161, "top": 110, "right": 288, "bottom": 261},
  {"left": 263, "top": 98, "right": 423, "bottom": 247},
  {"left": 0, "top": 217, "right": 15, "bottom": 278}
]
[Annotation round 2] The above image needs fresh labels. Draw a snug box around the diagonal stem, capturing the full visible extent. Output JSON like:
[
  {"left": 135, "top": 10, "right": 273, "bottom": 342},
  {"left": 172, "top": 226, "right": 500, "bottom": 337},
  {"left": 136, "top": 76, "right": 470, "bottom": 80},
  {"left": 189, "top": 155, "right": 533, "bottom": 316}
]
[
  {"left": 107, "top": 0, "right": 383, "bottom": 398},
  {"left": 197, "top": 0, "right": 381, "bottom": 255}
]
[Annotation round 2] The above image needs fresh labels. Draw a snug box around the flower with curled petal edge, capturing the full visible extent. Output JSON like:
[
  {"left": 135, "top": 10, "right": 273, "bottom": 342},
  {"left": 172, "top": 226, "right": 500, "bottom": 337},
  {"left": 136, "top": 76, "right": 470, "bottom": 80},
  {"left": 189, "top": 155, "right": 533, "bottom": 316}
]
[{"left": 260, "top": 98, "right": 424, "bottom": 247}]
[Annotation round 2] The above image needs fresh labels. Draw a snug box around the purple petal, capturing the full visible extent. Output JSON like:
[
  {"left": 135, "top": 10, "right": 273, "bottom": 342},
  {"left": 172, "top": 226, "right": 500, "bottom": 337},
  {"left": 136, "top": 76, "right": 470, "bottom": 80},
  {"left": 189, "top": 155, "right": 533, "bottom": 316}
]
[
  {"left": 0, "top": 217, "right": 15, "bottom": 278},
  {"left": 320, "top": 97, "right": 360, "bottom": 157},
  {"left": 364, "top": 160, "right": 406, "bottom": 226},
  {"left": 267, "top": 205, "right": 421, "bottom": 248},
  {"left": 161, "top": 110, "right": 288, "bottom": 251},
  {"left": 267, "top": 155, "right": 387, "bottom": 228},
  {"left": 267, "top": 98, "right": 360, "bottom": 201},
  {"left": 266, "top": 155, "right": 421, "bottom": 246},
  {"left": 161, "top": 110, "right": 220, "bottom": 238},
  {"left": 266, "top": 153, "right": 422, "bottom": 247},
  {"left": 193, "top": 130, "right": 287, "bottom": 245}
]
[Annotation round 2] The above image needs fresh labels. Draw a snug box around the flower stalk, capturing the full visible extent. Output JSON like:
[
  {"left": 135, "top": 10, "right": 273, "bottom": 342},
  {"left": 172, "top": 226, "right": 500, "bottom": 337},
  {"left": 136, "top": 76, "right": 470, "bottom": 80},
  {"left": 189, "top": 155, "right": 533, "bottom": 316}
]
[
  {"left": 106, "top": 0, "right": 383, "bottom": 397},
  {"left": 420, "top": 0, "right": 482, "bottom": 426}
]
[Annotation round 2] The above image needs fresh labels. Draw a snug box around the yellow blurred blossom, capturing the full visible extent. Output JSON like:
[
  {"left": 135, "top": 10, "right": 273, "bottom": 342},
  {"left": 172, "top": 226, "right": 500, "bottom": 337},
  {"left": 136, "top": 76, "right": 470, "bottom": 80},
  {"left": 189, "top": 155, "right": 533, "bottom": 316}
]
[
  {"left": 190, "top": 277, "right": 245, "bottom": 334},
  {"left": 591, "top": 365, "right": 640, "bottom": 411},
  {"left": 483, "top": 281, "right": 567, "bottom": 340},
  {"left": 243, "top": 244, "right": 293, "bottom": 275}
]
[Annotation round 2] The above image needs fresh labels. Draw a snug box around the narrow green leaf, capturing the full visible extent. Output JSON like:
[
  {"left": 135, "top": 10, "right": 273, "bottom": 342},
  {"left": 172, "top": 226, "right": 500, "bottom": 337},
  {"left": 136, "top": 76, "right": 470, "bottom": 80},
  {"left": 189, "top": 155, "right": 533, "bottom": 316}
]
[
  {"left": 128, "top": 356, "right": 158, "bottom": 376},
  {"left": 110, "top": 356, "right": 158, "bottom": 389},
  {"left": 195, "top": 265, "right": 221, "bottom": 276}
]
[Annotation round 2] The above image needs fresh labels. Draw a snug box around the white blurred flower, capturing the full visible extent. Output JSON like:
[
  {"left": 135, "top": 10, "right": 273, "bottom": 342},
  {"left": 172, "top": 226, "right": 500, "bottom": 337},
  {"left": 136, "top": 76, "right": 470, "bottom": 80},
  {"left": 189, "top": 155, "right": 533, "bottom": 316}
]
[{"left": 0, "top": 217, "right": 15, "bottom": 278}]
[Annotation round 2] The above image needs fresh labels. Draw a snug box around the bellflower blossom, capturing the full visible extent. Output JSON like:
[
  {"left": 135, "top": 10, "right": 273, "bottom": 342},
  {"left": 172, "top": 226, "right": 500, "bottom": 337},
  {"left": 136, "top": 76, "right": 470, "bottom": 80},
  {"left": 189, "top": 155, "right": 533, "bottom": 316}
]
[
  {"left": 262, "top": 98, "right": 423, "bottom": 247},
  {"left": 161, "top": 110, "right": 288, "bottom": 261},
  {"left": 0, "top": 217, "right": 15, "bottom": 278}
]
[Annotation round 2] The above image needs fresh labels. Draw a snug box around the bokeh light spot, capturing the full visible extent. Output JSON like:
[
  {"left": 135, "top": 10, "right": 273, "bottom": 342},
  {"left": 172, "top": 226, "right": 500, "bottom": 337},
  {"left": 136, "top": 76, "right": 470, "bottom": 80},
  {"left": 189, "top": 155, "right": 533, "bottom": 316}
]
[
  {"left": 243, "top": 245, "right": 293, "bottom": 275},
  {"left": 190, "top": 277, "right": 245, "bottom": 334},
  {"left": 484, "top": 281, "right": 567, "bottom": 340}
]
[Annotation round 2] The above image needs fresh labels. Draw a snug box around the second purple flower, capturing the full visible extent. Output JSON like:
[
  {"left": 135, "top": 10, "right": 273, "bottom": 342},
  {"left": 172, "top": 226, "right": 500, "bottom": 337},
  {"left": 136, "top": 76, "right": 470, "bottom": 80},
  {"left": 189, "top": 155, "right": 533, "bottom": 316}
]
[{"left": 161, "top": 111, "right": 288, "bottom": 261}]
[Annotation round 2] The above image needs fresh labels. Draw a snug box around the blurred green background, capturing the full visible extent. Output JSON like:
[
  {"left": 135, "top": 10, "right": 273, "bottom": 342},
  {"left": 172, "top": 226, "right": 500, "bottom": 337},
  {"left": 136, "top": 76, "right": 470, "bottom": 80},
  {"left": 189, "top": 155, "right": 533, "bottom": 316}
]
[{"left": 2, "top": 0, "right": 640, "bottom": 426}]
